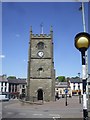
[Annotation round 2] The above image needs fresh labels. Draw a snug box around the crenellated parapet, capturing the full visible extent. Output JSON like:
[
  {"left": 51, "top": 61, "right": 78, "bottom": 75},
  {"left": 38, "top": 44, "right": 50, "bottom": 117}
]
[
  {"left": 30, "top": 26, "right": 53, "bottom": 39},
  {"left": 31, "top": 34, "right": 52, "bottom": 39}
]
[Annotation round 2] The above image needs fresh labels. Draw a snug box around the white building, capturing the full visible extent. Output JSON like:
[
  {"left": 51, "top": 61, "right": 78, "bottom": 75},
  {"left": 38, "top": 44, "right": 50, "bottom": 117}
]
[
  {"left": 55, "top": 82, "right": 72, "bottom": 98},
  {"left": 0, "top": 75, "right": 27, "bottom": 99},
  {"left": 0, "top": 75, "right": 9, "bottom": 97},
  {"left": 69, "top": 78, "right": 83, "bottom": 95},
  {"left": 8, "top": 78, "right": 27, "bottom": 99}
]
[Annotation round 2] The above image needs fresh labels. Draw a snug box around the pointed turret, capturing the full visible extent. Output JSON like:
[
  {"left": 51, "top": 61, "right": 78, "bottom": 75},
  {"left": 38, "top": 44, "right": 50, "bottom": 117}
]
[
  {"left": 50, "top": 25, "right": 53, "bottom": 38},
  {"left": 50, "top": 25, "right": 53, "bottom": 32},
  {"left": 30, "top": 26, "right": 32, "bottom": 35}
]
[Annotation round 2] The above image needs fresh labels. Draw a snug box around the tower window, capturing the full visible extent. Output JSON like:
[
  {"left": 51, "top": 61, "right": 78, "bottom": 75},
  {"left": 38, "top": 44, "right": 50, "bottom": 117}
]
[
  {"left": 37, "top": 67, "right": 44, "bottom": 76},
  {"left": 37, "top": 42, "right": 44, "bottom": 49},
  {"left": 38, "top": 68, "right": 43, "bottom": 71}
]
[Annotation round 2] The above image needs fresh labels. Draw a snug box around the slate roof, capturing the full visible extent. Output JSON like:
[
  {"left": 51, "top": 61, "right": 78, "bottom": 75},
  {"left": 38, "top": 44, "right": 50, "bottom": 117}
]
[
  {"left": 58, "top": 82, "right": 67, "bottom": 85},
  {"left": 8, "top": 78, "right": 27, "bottom": 84},
  {"left": 55, "top": 85, "right": 68, "bottom": 88},
  {"left": 55, "top": 82, "right": 70, "bottom": 88},
  {"left": 70, "top": 78, "right": 82, "bottom": 83},
  {"left": 18, "top": 78, "right": 27, "bottom": 84}
]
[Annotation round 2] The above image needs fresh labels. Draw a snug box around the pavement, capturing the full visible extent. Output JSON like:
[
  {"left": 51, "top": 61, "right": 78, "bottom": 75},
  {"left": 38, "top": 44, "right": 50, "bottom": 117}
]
[{"left": 0, "top": 96, "right": 83, "bottom": 119}]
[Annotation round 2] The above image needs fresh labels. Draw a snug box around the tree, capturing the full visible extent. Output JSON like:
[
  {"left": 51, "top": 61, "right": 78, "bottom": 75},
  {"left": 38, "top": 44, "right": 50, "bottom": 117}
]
[
  {"left": 7, "top": 76, "right": 16, "bottom": 79},
  {"left": 66, "top": 77, "right": 71, "bottom": 82},
  {"left": 57, "top": 76, "right": 66, "bottom": 82}
]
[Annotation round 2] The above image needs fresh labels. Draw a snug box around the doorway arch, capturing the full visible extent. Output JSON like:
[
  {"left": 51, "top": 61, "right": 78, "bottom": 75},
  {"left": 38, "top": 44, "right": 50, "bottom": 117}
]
[{"left": 37, "top": 89, "right": 43, "bottom": 100}]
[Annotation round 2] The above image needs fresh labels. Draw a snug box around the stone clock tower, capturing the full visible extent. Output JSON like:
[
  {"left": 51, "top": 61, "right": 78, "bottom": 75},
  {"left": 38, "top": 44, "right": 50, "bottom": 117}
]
[{"left": 26, "top": 26, "right": 55, "bottom": 102}]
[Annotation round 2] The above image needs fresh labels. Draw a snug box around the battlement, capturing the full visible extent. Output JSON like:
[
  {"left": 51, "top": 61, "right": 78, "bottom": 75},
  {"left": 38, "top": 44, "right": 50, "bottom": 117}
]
[{"left": 31, "top": 34, "right": 52, "bottom": 39}]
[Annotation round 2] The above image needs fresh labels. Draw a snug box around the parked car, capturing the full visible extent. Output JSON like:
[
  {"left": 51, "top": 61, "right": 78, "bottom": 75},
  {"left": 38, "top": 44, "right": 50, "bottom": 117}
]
[{"left": 0, "top": 94, "right": 9, "bottom": 101}]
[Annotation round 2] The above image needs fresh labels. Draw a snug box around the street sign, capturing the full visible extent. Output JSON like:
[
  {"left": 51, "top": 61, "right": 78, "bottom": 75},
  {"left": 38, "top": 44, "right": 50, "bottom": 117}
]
[{"left": 65, "top": 89, "right": 68, "bottom": 94}]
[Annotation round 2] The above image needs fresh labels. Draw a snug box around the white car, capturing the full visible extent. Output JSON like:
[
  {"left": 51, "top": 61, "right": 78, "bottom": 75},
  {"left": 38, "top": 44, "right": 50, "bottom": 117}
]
[{"left": 0, "top": 94, "right": 9, "bottom": 101}]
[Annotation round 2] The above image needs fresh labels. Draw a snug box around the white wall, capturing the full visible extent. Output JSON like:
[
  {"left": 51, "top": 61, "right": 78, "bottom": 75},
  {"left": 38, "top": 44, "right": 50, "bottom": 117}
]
[
  {"left": 6, "top": 83, "right": 9, "bottom": 92},
  {"left": 2, "top": 82, "right": 5, "bottom": 92},
  {"left": 0, "top": 82, "right": 1, "bottom": 92},
  {"left": 70, "top": 82, "right": 83, "bottom": 94},
  {"left": 0, "top": 82, "right": 9, "bottom": 93}
]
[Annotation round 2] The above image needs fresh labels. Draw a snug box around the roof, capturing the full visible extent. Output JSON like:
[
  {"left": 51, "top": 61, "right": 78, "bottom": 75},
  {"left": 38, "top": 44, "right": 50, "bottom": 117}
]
[
  {"left": 58, "top": 82, "right": 68, "bottom": 85},
  {"left": 8, "top": 78, "right": 27, "bottom": 84},
  {"left": 18, "top": 78, "right": 27, "bottom": 84},
  {"left": 55, "top": 85, "right": 69, "bottom": 88},
  {"left": 70, "top": 78, "right": 82, "bottom": 83},
  {"left": 55, "top": 82, "right": 70, "bottom": 88},
  {"left": 0, "top": 76, "right": 8, "bottom": 82}
]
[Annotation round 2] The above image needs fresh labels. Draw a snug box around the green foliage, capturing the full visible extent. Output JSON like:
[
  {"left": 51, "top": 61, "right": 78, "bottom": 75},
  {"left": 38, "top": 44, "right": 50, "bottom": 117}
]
[
  {"left": 57, "top": 76, "right": 66, "bottom": 82},
  {"left": 7, "top": 76, "right": 16, "bottom": 79}
]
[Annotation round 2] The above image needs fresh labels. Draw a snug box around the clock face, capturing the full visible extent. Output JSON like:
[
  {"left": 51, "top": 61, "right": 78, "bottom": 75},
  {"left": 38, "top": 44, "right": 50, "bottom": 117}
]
[{"left": 38, "top": 51, "right": 44, "bottom": 57}]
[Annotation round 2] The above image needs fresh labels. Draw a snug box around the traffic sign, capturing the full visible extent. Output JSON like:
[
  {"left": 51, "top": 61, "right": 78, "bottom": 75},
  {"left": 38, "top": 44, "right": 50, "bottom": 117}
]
[{"left": 65, "top": 89, "right": 68, "bottom": 94}]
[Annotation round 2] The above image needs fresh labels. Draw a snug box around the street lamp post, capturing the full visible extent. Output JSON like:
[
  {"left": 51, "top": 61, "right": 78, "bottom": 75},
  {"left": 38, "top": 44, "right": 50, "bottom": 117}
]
[
  {"left": 78, "top": 72, "right": 81, "bottom": 104},
  {"left": 74, "top": 32, "right": 90, "bottom": 120}
]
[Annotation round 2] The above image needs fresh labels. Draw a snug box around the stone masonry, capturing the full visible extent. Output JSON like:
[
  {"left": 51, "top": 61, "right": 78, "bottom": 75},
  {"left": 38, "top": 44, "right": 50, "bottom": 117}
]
[{"left": 26, "top": 26, "right": 55, "bottom": 102}]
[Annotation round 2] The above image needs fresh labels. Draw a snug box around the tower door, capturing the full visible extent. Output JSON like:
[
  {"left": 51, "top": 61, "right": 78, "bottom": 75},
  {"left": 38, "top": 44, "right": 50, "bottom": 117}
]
[{"left": 37, "top": 89, "right": 43, "bottom": 100}]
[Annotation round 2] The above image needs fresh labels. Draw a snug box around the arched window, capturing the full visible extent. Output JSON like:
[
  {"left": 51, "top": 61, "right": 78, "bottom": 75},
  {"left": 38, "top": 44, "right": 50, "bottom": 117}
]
[
  {"left": 37, "top": 42, "right": 44, "bottom": 49},
  {"left": 37, "top": 67, "right": 44, "bottom": 76},
  {"left": 38, "top": 68, "right": 43, "bottom": 71}
]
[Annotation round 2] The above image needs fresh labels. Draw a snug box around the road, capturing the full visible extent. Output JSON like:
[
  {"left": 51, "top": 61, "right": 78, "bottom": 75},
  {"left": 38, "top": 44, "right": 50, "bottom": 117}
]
[{"left": 0, "top": 96, "right": 83, "bottom": 119}]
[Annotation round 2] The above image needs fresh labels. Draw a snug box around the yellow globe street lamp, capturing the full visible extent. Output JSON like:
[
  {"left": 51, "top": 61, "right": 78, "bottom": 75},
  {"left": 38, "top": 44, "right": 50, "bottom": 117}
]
[
  {"left": 75, "top": 32, "right": 90, "bottom": 52},
  {"left": 74, "top": 32, "right": 90, "bottom": 120}
]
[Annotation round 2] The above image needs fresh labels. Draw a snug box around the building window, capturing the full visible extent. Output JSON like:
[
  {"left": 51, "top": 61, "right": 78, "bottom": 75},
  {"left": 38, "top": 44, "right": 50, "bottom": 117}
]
[
  {"left": 37, "top": 42, "right": 44, "bottom": 50},
  {"left": 22, "top": 85, "right": 25, "bottom": 88},
  {"left": 38, "top": 68, "right": 43, "bottom": 71},
  {"left": 5, "top": 87, "right": 6, "bottom": 92},
  {"left": 20, "top": 85, "right": 21, "bottom": 88},
  {"left": 1, "top": 87, "right": 3, "bottom": 92},
  {"left": 78, "top": 83, "right": 80, "bottom": 89},
  {"left": 5, "top": 82, "right": 7, "bottom": 87},
  {"left": 15, "top": 85, "right": 17, "bottom": 92},
  {"left": 38, "top": 67, "right": 44, "bottom": 76},
  {"left": 1, "top": 82, "right": 3, "bottom": 86},
  {"left": 73, "top": 83, "right": 75, "bottom": 90},
  {"left": 88, "top": 82, "right": 90, "bottom": 85},
  {"left": 9, "top": 84, "right": 11, "bottom": 92},
  {"left": 12, "top": 84, "right": 14, "bottom": 92}
]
